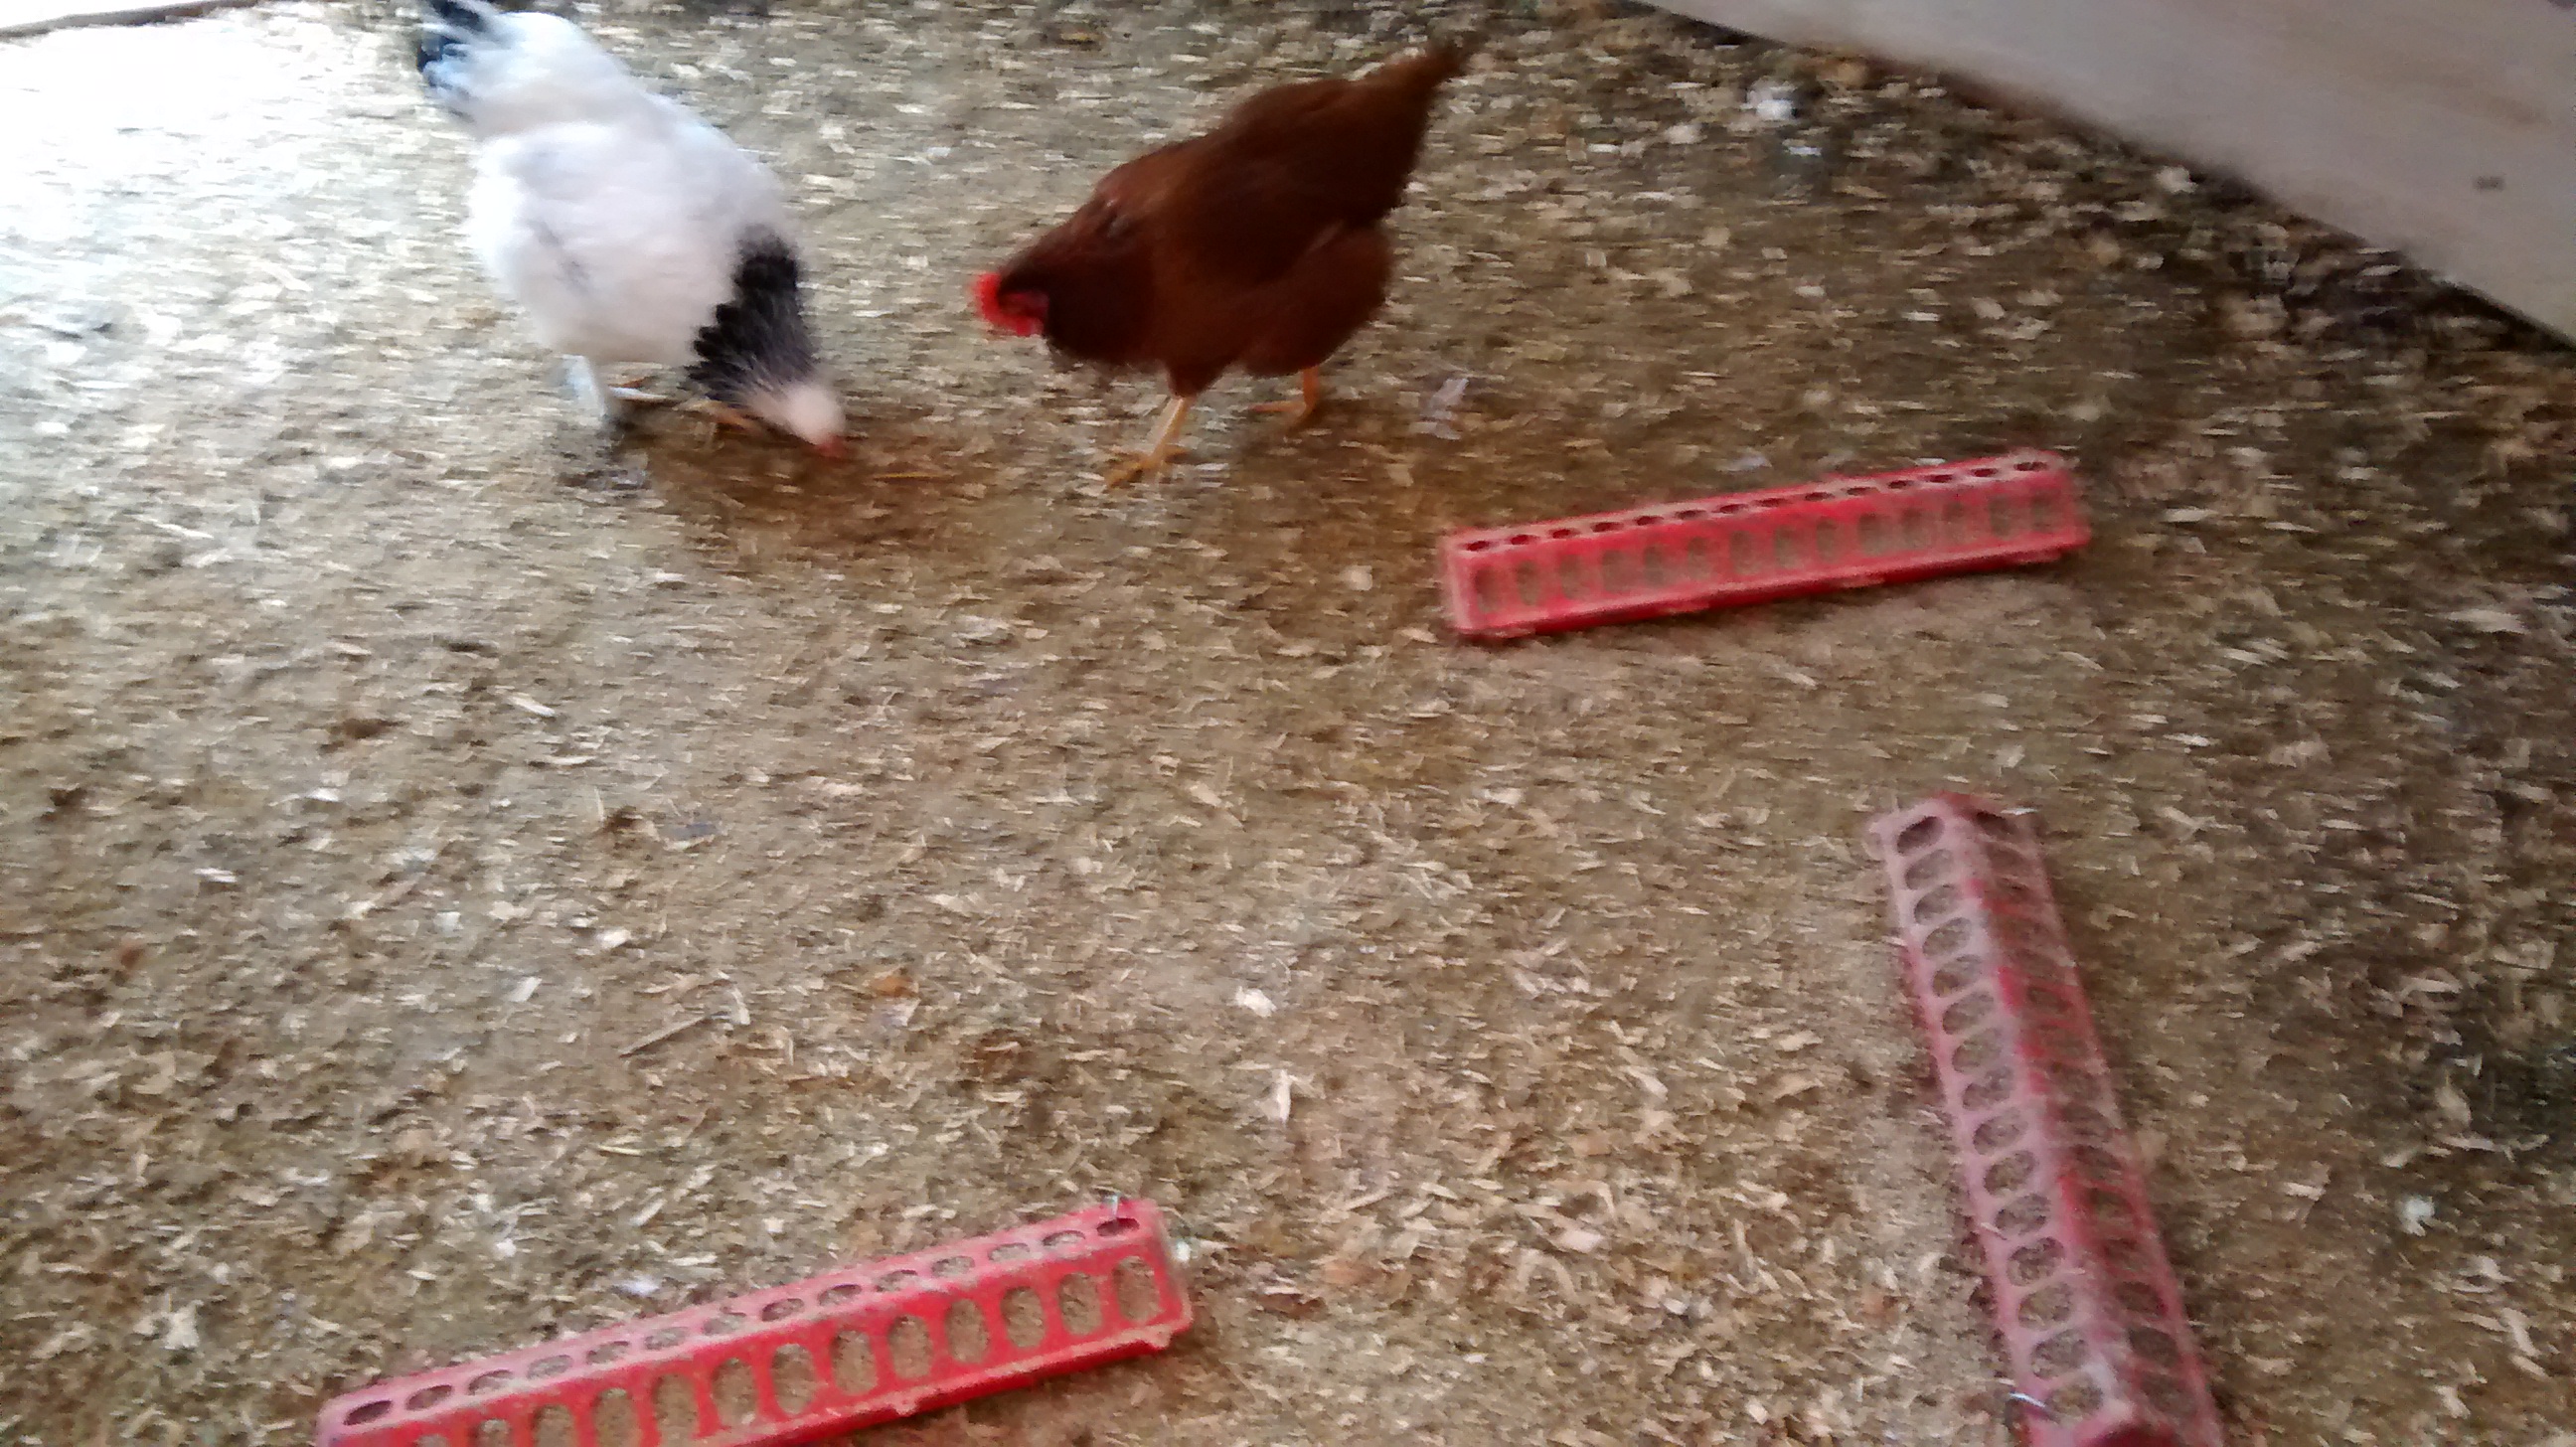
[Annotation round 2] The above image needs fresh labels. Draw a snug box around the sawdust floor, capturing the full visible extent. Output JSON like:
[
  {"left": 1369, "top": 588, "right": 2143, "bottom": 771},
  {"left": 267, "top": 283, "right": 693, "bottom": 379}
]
[{"left": 3, "top": 2, "right": 2573, "bottom": 1443}]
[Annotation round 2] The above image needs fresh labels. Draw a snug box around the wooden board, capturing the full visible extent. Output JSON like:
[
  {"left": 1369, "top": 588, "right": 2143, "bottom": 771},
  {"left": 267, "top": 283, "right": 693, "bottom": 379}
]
[{"left": 1653, "top": 0, "right": 2576, "bottom": 343}]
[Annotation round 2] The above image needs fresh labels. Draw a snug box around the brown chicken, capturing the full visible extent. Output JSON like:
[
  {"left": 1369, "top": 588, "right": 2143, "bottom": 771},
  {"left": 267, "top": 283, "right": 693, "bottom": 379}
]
[{"left": 975, "top": 42, "right": 1471, "bottom": 485}]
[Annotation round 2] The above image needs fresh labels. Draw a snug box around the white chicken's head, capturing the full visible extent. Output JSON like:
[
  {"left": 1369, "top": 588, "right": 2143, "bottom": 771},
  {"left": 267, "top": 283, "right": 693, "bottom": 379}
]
[
  {"left": 690, "top": 231, "right": 845, "bottom": 456},
  {"left": 745, "top": 379, "right": 847, "bottom": 457}
]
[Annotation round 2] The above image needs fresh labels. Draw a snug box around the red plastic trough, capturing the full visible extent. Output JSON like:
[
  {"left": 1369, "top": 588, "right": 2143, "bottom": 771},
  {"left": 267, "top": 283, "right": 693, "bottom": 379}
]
[
  {"left": 1439, "top": 449, "right": 2090, "bottom": 640},
  {"left": 315, "top": 1201, "right": 1193, "bottom": 1447},
  {"left": 1869, "top": 796, "right": 2222, "bottom": 1447}
]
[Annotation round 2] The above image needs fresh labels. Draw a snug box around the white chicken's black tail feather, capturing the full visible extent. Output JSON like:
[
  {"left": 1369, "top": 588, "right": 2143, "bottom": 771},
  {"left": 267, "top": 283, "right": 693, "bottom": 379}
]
[
  {"left": 417, "top": 0, "right": 502, "bottom": 106},
  {"left": 687, "top": 233, "right": 822, "bottom": 405}
]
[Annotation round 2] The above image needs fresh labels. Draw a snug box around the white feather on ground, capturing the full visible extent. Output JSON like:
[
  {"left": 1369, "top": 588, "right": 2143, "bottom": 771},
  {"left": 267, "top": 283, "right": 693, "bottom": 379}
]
[{"left": 416, "top": 0, "right": 844, "bottom": 451}]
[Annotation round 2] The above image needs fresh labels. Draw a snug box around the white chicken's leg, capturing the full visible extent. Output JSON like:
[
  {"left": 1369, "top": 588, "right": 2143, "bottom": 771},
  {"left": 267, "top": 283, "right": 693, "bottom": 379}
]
[
  {"left": 682, "top": 400, "right": 763, "bottom": 446},
  {"left": 568, "top": 359, "right": 728, "bottom": 437},
  {"left": 564, "top": 356, "right": 615, "bottom": 429},
  {"left": 588, "top": 380, "right": 753, "bottom": 433},
  {"left": 597, "top": 366, "right": 675, "bottom": 405}
]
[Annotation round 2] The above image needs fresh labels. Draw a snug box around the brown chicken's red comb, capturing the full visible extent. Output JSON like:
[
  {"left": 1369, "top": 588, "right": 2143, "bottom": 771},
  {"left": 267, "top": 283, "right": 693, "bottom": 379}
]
[
  {"left": 972, "top": 270, "right": 1011, "bottom": 330},
  {"left": 973, "top": 271, "right": 1045, "bottom": 337}
]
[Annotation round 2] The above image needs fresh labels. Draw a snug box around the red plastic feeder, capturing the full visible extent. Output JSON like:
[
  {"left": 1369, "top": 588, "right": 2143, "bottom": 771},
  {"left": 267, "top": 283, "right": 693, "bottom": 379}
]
[
  {"left": 1868, "top": 796, "right": 2222, "bottom": 1447},
  {"left": 1439, "top": 449, "right": 2089, "bottom": 640},
  {"left": 315, "top": 1201, "right": 1192, "bottom": 1447}
]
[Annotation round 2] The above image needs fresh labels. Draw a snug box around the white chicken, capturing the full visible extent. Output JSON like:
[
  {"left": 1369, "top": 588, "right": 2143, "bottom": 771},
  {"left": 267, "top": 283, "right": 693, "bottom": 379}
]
[{"left": 416, "top": 0, "right": 845, "bottom": 453}]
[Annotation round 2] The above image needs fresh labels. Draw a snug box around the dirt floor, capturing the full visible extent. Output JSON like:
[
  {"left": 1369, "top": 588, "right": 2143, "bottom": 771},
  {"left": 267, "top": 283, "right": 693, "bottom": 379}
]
[{"left": 3, "top": 1, "right": 2573, "bottom": 1442}]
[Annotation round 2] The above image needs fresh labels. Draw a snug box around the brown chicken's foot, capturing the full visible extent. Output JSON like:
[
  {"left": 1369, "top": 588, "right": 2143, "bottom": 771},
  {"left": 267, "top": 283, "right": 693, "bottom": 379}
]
[
  {"left": 1249, "top": 369, "right": 1326, "bottom": 428},
  {"left": 609, "top": 386, "right": 675, "bottom": 405},
  {"left": 1102, "top": 395, "right": 1196, "bottom": 487}
]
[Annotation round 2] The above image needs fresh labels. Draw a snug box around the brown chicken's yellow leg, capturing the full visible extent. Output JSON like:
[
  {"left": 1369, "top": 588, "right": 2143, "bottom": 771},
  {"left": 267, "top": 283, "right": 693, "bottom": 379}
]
[
  {"left": 1251, "top": 368, "right": 1325, "bottom": 428},
  {"left": 1103, "top": 395, "right": 1195, "bottom": 487}
]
